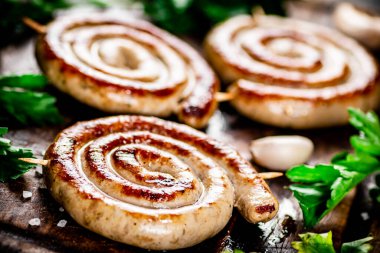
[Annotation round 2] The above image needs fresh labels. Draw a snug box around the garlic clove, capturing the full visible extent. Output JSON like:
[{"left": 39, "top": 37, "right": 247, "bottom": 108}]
[
  {"left": 250, "top": 135, "right": 314, "bottom": 171},
  {"left": 333, "top": 3, "right": 380, "bottom": 50}
]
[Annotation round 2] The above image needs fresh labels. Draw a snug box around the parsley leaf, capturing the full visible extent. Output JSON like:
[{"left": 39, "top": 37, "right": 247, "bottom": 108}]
[
  {"left": 0, "top": 0, "right": 108, "bottom": 47},
  {"left": 341, "top": 236, "right": 373, "bottom": 253},
  {"left": 287, "top": 164, "right": 368, "bottom": 228},
  {"left": 332, "top": 152, "right": 380, "bottom": 174},
  {"left": 0, "top": 74, "right": 63, "bottom": 126},
  {"left": 348, "top": 108, "right": 380, "bottom": 156},
  {"left": 140, "top": 0, "right": 285, "bottom": 36},
  {"left": 0, "top": 127, "right": 35, "bottom": 182},
  {"left": 286, "top": 164, "right": 341, "bottom": 227},
  {"left": 292, "top": 231, "right": 373, "bottom": 253},
  {"left": 0, "top": 0, "right": 70, "bottom": 47},
  {"left": 287, "top": 108, "right": 380, "bottom": 228},
  {"left": 292, "top": 231, "right": 335, "bottom": 253},
  {"left": 221, "top": 249, "right": 245, "bottom": 253}
]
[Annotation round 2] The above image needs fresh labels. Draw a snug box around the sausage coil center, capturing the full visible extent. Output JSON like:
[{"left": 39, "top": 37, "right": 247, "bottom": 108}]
[
  {"left": 37, "top": 13, "right": 219, "bottom": 128},
  {"left": 205, "top": 15, "right": 380, "bottom": 128},
  {"left": 44, "top": 116, "right": 278, "bottom": 250}
]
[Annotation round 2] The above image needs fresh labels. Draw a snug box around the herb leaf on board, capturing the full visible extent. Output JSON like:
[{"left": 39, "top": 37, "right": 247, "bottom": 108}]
[
  {"left": 0, "top": 127, "right": 35, "bottom": 182},
  {"left": 287, "top": 108, "right": 380, "bottom": 228},
  {"left": 292, "top": 231, "right": 373, "bottom": 253},
  {"left": 0, "top": 74, "right": 63, "bottom": 125}
]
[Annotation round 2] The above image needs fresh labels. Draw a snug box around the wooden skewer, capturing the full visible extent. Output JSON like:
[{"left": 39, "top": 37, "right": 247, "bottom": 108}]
[
  {"left": 215, "top": 92, "right": 235, "bottom": 102},
  {"left": 251, "top": 5, "right": 265, "bottom": 25},
  {"left": 252, "top": 5, "right": 265, "bottom": 18},
  {"left": 18, "top": 158, "right": 283, "bottom": 179},
  {"left": 173, "top": 91, "right": 234, "bottom": 114},
  {"left": 19, "top": 158, "right": 48, "bottom": 166},
  {"left": 22, "top": 17, "right": 47, "bottom": 34},
  {"left": 258, "top": 171, "right": 283, "bottom": 179}
]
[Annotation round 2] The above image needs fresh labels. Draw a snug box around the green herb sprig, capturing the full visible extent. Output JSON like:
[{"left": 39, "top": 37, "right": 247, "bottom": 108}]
[
  {"left": 221, "top": 249, "right": 244, "bottom": 253},
  {"left": 0, "top": 74, "right": 63, "bottom": 126},
  {"left": 0, "top": 0, "right": 70, "bottom": 47},
  {"left": 287, "top": 108, "right": 380, "bottom": 228},
  {"left": 0, "top": 127, "right": 35, "bottom": 182},
  {"left": 0, "top": 0, "right": 108, "bottom": 47},
  {"left": 139, "top": 0, "right": 285, "bottom": 36},
  {"left": 292, "top": 231, "right": 373, "bottom": 253}
]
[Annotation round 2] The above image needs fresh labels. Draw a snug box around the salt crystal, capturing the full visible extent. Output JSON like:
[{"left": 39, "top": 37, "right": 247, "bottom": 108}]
[
  {"left": 23, "top": 191, "right": 32, "bottom": 199},
  {"left": 35, "top": 166, "right": 43, "bottom": 175},
  {"left": 28, "top": 218, "right": 41, "bottom": 226},
  {"left": 59, "top": 207, "right": 64, "bottom": 212},
  {"left": 361, "top": 212, "right": 370, "bottom": 221},
  {"left": 57, "top": 219, "right": 67, "bottom": 228}
]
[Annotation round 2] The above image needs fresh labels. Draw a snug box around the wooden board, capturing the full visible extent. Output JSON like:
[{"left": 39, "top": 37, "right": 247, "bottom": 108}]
[{"left": 0, "top": 2, "right": 379, "bottom": 252}]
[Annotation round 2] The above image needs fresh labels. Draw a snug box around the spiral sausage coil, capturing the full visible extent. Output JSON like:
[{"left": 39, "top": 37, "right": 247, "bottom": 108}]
[
  {"left": 44, "top": 116, "right": 278, "bottom": 250},
  {"left": 205, "top": 15, "right": 380, "bottom": 128},
  {"left": 36, "top": 13, "right": 219, "bottom": 128}
]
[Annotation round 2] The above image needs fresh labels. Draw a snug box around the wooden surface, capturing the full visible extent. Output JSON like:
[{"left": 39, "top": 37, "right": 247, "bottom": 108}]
[{"left": 1, "top": 1, "right": 379, "bottom": 252}]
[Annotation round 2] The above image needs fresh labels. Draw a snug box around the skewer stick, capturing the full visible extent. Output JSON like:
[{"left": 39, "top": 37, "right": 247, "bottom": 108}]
[
  {"left": 252, "top": 6, "right": 265, "bottom": 17},
  {"left": 215, "top": 92, "right": 235, "bottom": 102},
  {"left": 174, "top": 91, "right": 234, "bottom": 113},
  {"left": 258, "top": 171, "right": 283, "bottom": 179},
  {"left": 18, "top": 158, "right": 283, "bottom": 179},
  {"left": 251, "top": 5, "right": 265, "bottom": 25},
  {"left": 19, "top": 158, "right": 48, "bottom": 166},
  {"left": 22, "top": 17, "right": 47, "bottom": 34}
]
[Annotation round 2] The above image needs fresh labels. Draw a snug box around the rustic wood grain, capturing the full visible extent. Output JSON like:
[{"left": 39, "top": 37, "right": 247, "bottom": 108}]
[{"left": 0, "top": 2, "right": 378, "bottom": 252}]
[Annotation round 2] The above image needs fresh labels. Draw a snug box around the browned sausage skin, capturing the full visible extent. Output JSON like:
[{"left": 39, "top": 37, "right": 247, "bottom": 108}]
[
  {"left": 205, "top": 15, "right": 380, "bottom": 129},
  {"left": 36, "top": 13, "right": 219, "bottom": 129},
  {"left": 44, "top": 116, "right": 278, "bottom": 250}
]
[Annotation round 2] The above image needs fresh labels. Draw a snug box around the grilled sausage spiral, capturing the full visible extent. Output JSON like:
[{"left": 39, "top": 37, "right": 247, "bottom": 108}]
[
  {"left": 36, "top": 13, "right": 219, "bottom": 128},
  {"left": 44, "top": 116, "right": 278, "bottom": 250},
  {"left": 205, "top": 15, "right": 380, "bottom": 128}
]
